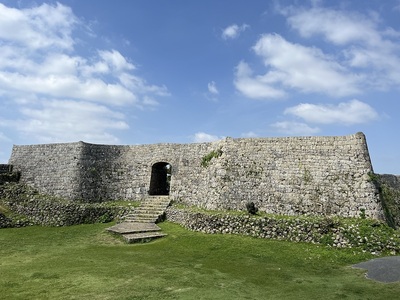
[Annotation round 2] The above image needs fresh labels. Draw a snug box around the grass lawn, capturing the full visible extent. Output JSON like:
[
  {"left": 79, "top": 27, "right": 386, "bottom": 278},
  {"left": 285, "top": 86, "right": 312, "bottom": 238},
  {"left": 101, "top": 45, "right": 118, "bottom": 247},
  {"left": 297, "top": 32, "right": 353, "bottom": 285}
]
[{"left": 0, "top": 222, "right": 399, "bottom": 300}]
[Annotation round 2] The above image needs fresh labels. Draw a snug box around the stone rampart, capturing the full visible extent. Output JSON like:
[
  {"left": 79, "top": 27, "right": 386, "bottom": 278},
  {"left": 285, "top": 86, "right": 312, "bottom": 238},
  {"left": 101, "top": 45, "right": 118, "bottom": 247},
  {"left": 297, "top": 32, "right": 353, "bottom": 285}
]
[
  {"left": 9, "top": 142, "right": 83, "bottom": 199},
  {"left": 9, "top": 132, "right": 383, "bottom": 219}
]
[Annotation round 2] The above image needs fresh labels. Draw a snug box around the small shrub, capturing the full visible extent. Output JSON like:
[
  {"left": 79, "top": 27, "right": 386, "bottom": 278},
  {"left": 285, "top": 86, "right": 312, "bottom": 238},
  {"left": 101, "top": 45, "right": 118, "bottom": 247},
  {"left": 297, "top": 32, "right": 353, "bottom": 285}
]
[
  {"left": 320, "top": 233, "right": 334, "bottom": 246},
  {"left": 303, "top": 168, "right": 313, "bottom": 183},
  {"left": 359, "top": 208, "right": 366, "bottom": 219},
  {"left": 201, "top": 149, "right": 223, "bottom": 167},
  {"left": 246, "top": 202, "right": 258, "bottom": 215},
  {"left": 96, "top": 212, "right": 113, "bottom": 223},
  {"left": 319, "top": 217, "right": 339, "bottom": 234}
]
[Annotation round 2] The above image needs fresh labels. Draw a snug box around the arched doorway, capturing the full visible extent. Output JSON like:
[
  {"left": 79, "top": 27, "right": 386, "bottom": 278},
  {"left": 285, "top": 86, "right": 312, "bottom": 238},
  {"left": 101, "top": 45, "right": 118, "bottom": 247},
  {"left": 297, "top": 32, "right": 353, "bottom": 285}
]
[{"left": 149, "top": 162, "right": 171, "bottom": 195}]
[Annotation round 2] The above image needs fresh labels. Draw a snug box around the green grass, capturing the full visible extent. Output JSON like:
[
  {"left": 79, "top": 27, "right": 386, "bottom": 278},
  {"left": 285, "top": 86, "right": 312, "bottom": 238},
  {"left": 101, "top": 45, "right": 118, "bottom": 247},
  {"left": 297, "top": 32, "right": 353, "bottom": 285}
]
[{"left": 1, "top": 222, "right": 399, "bottom": 299}]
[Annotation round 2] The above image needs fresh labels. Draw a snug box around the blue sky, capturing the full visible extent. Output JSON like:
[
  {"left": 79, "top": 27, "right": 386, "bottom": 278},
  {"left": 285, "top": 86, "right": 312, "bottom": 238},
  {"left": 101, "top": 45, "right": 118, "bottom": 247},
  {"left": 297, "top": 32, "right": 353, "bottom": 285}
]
[{"left": 0, "top": 0, "right": 399, "bottom": 174}]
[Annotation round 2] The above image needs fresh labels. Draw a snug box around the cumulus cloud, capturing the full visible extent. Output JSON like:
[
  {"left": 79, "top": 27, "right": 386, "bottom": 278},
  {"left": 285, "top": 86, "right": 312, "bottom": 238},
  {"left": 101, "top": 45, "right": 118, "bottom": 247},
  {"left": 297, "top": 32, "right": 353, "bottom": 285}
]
[
  {"left": 284, "top": 99, "right": 378, "bottom": 125},
  {"left": 235, "top": 5, "right": 400, "bottom": 99},
  {"left": 14, "top": 100, "right": 129, "bottom": 143},
  {"left": 0, "top": 3, "right": 168, "bottom": 144},
  {"left": 234, "top": 61, "right": 286, "bottom": 99},
  {"left": 283, "top": 6, "right": 400, "bottom": 89},
  {"left": 192, "top": 132, "right": 223, "bottom": 143},
  {"left": 235, "top": 34, "right": 361, "bottom": 99},
  {"left": 271, "top": 121, "right": 320, "bottom": 136},
  {"left": 285, "top": 7, "right": 380, "bottom": 46},
  {"left": 0, "top": 3, "right": 76, "bottom": 50},
  {"left": 222, "top": 23, "right": 249, "bottom": 40}
]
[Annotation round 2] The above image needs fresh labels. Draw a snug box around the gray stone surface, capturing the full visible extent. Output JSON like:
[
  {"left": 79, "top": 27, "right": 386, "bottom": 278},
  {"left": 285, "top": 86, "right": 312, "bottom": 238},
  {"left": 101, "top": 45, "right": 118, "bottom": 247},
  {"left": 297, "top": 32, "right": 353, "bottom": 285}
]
[
  {"left": 107, "top": 195, "right": 170, "bottom": 243},
  {"left": 107, "top": 222, "right": 167, "bottom": 244},
  {"left": 107, "top": 222, "right": 162, "bottom": 234},
  {"left": 123, "top": 196, "right": 171, "bottom": 223},
  {"left": 353, "top": 256, "right": 400, "bottom": 283},
  {"left": 122, "top": 232, "right": 167, "bottom": 243},
  {"left": 9, "top": 133, "right": 383, "bottom": 219}
]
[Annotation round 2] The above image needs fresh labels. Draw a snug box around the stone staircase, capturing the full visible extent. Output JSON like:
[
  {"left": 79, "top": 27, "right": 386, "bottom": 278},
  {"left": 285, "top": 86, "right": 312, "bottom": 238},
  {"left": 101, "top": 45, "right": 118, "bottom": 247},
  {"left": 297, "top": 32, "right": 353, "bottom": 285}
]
[{"left": 106, "top": 196, "right": 171, "bottom": 243}]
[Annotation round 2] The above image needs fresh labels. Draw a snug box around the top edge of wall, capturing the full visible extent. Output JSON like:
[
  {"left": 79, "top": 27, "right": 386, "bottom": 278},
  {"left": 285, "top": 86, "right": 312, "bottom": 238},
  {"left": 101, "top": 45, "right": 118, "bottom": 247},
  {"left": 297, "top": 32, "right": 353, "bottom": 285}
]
[{"left": 10, "top": 132, "right": 365, "bottom": 148}]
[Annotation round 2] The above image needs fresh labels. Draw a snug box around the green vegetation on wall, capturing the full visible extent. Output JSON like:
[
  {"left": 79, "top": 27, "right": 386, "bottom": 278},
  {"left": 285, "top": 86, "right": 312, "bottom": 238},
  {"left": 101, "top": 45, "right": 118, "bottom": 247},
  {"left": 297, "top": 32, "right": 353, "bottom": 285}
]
[
  {"left": 0, "top": 183, "right": 135, "bottom": 228},
  {"left": 201, "top": 148, "right": 223, "bottom": 167},
  {"left": 368, "top": 173, "right": 400, "bottom": 229}
]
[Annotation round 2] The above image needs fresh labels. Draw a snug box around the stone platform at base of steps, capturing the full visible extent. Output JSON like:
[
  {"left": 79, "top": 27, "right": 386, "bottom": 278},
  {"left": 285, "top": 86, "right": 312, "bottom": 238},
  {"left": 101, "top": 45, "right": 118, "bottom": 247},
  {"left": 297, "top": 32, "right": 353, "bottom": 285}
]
[{"left": 106, "top": 222, "right": 166, "bottom": 243}]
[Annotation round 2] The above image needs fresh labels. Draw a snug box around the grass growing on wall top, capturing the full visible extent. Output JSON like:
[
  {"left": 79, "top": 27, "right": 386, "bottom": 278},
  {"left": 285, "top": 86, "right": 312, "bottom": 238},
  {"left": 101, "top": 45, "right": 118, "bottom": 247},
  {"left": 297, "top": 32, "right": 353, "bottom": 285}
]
[
  {"left": 201, "top": 148, "right": 223, "bottom": 167},
  {"left": 1, "top": 222, "right": 400, "bottom": 299},
  {"left": 0, "top": 182, "right": 141, "bottom": 227}
]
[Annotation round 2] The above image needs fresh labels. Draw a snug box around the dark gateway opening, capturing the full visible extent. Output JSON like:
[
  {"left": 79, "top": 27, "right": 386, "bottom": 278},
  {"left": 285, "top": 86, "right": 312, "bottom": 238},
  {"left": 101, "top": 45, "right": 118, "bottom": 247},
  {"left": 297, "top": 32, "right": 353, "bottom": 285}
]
[{"left": 149, "top": 162, "right": 171, "bottom": 195}]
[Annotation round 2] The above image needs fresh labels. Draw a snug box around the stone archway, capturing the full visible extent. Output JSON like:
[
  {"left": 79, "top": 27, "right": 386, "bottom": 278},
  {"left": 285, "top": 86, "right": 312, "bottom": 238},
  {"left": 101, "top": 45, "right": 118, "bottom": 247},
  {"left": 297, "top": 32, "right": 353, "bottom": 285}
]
[{"left": 149, "top": 162, "right": 171, "bottom": 195}]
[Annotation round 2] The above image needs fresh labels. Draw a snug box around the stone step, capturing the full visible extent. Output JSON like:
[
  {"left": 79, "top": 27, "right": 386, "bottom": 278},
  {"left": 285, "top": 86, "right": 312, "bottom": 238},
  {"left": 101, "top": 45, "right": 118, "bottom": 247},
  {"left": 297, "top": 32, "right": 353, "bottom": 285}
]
[
  {"left": 141, "top": 197, "right": 170, "bottom": 204},
  {"left": 122, "top": 232, "right": 167, "bottom": 243},
  {"left": 138, "top": 207, "right": 169, "bottom": 213},
  {"left": 138, "top": 204, "right": 168, "bottom": 208},
  {"left": 132, "top": 211, "right": 164, "bottom": 217},
  {"left": 133, "top": 210, "right": 164, "bottom": 216},
  {"left": 124, "top": 212, "right": 164, "bottom": 219},
  {"left": 130, "top": 218, "right": 158, "bottom": 223},
  {"left": 139, "top": 203, "right": 170, "bottom": 209},
  {"left": 136, "top": 215, "right": 159, "bottom": 220},
  {"left": 107, "top": 196, "right": 171, "bottom": 243},
  {"left": 107, "top": 222, "right": 162, "bottom": 234}
]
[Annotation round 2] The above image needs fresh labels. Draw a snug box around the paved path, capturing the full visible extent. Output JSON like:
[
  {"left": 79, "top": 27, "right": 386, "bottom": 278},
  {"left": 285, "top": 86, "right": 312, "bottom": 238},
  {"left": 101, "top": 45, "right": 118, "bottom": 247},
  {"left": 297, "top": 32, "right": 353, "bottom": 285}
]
[{"left": 353, "top": 256, "right": 400, "bottom": 283}]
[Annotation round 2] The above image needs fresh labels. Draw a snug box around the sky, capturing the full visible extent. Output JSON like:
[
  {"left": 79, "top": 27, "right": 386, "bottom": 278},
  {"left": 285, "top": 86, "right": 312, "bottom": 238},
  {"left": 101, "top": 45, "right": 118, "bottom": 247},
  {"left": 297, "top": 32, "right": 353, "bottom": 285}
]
[{"left": 0, "top": 0, "right": 399, "bottom": 174}]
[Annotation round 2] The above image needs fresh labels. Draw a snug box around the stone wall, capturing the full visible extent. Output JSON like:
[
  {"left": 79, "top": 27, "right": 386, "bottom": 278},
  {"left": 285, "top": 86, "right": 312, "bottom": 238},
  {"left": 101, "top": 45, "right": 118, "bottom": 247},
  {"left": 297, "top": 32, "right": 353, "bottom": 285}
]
[
  {"left": 165, "top": 207, "right": 400, "bottom": 254},
  {"left": 9, "top": 132, "right": 383, "bottom": 219},
  {"left": 8, "top": 142, "right": 83, "bottom": 199},
  {"left": 188, "top": 133, "right": 381, "bottom": 219}
]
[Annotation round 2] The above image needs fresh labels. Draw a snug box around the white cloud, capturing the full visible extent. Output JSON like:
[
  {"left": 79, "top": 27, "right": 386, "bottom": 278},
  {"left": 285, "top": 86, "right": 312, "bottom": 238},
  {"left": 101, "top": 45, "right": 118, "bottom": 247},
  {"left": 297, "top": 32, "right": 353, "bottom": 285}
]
[
  {"left": 234, "top": 61, "right": 286, "bottom": 99},
  {"left": 236, "top": 6, "right": 400, "bottom": 100},
  {"left": 235, "top": 33, "right": 361, "bottom": 100},
  {"left": 283, "top": 6, "right": 400, "bottom": 89},
  {"left": 285, "top": 7, "right": 380, "bottom": 46},
  {"left": 0, "top": 3, "right": 168, "bottom": 144},
  {"left": 241, "top": 131, "right": 258, "bottom": 138},
  {"left": 0, "top": 71, "right": 137, "bottom": 106},
  {"left": 0, "top": 3, "right": 76, "bottom": 50},
  {"left": 192, "top": 132, "right": 222, "bottom": 143},
  {"left": 252, "top": 34, "right": 361, "bottom": 97},
  {"left": 222, "top": 23, "right": 249, "bottom": 40},
  {"left": 284, "top": 99, "right": 378, "bottom": 125},
  {"left": 98, "top": 49, "right": 135, "bottom": 73},
  {"left": 142, "top": 96, "right": 159, "bottom": 107},
  {"left": 14, "top": 99, "right": 129, "bottom": 144},
  {"left": 207, "top": 81, "right": 219, "bottom": 95},
  {"left": 271, "top": 121, "right": 320, "bottom": 135}
]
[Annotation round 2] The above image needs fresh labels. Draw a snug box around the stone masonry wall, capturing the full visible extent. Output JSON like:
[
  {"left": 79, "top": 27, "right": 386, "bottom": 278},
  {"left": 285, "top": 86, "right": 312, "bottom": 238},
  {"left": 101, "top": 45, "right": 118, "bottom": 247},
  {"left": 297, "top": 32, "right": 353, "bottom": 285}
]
[
  {"left": 196, "top": 133, "right": 382, "bottom": 219},
  {"left": 9, "top": 142, "right": 83, "bottom": 199},
  {"left": 9, "top": 133, "right": 383, "bottom": 219}
]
